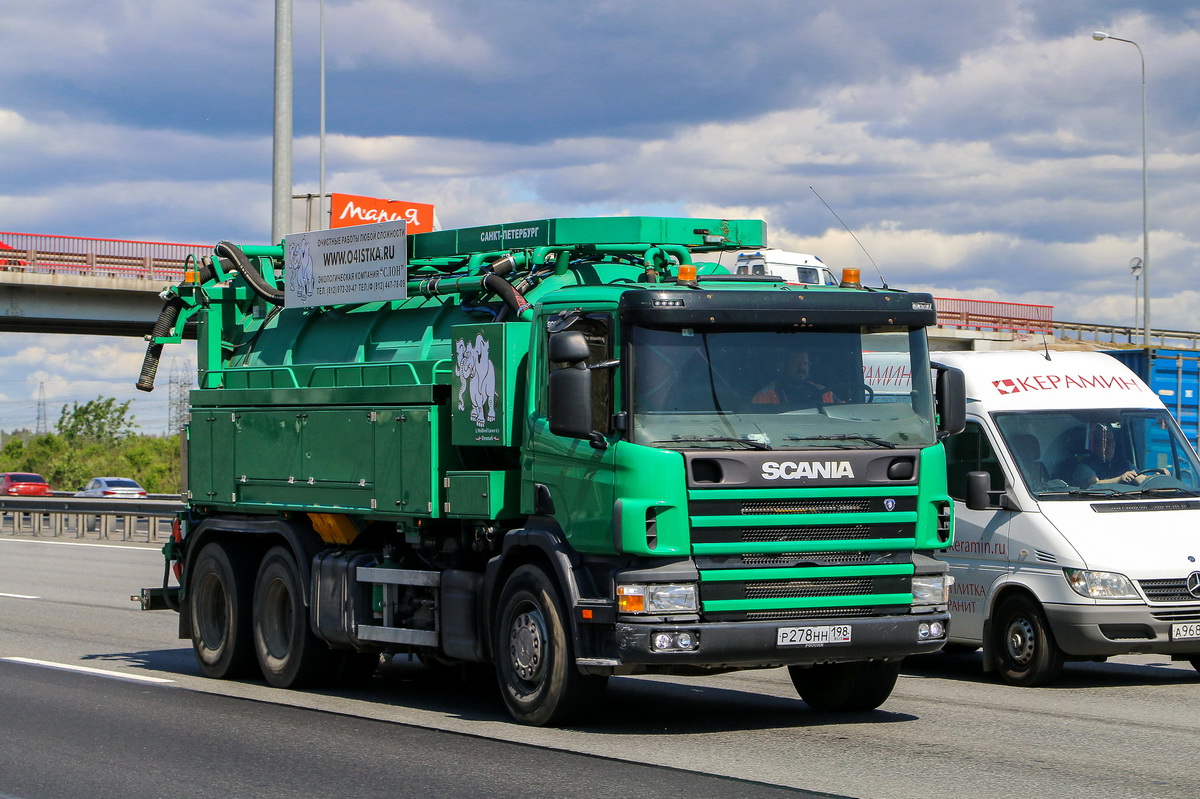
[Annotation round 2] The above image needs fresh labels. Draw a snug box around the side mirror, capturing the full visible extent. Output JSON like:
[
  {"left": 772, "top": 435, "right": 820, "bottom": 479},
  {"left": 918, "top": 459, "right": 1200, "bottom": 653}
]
[
  {"left": 549, "top": 330, "right": 590, "bottom": 364},
  {"left": 547, "top": 330, "right": 594, "bottom": 442},
  {"left": 934, "top": 365, "right": 966, "bottom": 438},
  {"left": 965, "top": 470, "right": 994, "bottom": 511},
  {"left": 548, "top": 367, "right": 593, "bottom": 440}
]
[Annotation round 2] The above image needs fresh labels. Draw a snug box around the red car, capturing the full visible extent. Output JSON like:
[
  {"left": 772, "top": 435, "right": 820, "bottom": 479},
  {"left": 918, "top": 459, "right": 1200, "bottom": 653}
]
[{"left": 0, "top": 472, "right": 51, "bottom": 496}]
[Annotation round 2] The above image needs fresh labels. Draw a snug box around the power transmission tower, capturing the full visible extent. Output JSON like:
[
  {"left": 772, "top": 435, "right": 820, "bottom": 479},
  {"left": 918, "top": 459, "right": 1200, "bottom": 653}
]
[
  {"left": 35, "top": 382, "right": 48, "bottom": 435},
  {"left": 167, "top": 359, "right": 193, "bottom": 434}
]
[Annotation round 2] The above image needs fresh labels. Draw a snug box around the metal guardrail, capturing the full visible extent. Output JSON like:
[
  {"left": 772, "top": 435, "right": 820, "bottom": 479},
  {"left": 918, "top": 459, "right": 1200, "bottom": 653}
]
[
  {"left": 1050, "top": 320, "right": 1200, "bottom": 349},
  {"left": 935, "top": 297, "right": 1053, "bottom": 333},
  {"left": 0, "top": 496, "right": 182, "bottom": 544},
  {"left": 0, "top": 232, "right": 205, "bottom": 281}
]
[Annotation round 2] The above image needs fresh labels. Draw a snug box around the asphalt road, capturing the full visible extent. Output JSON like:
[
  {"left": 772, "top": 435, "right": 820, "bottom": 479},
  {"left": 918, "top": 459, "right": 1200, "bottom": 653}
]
[{"left": 2, "top": 535, "right": 1198, "bottom": 799}]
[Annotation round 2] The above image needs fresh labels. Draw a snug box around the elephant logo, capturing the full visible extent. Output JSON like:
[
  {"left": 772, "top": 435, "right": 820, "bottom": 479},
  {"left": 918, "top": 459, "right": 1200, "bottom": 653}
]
[
  {"left": 288, "top": 236, "right": 315, "bottom": 302},
  {"left": 455, "top": 334, "right": 497, "bottom": 428}
]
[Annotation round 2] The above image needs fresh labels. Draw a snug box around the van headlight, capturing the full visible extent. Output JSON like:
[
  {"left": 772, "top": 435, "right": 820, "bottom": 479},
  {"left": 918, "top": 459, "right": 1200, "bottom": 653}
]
[
  {"left": 912, "top": 575, "right": 951, "bottom": 605},
  {"left": 1063, "top": 568, "right": 1140, "bottom": 599},
  {"left": 617, "top": 583, "right": 698, "bottom": 614}
]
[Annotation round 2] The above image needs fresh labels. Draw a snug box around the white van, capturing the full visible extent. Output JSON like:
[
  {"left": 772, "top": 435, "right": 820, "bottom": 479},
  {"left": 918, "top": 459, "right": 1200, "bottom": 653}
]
[
  {"left": 932, "top": 350, "right": 1200, "bottom": 685},
  {"left": 731, "top": 249, "right": 838, "bottom": 286}
]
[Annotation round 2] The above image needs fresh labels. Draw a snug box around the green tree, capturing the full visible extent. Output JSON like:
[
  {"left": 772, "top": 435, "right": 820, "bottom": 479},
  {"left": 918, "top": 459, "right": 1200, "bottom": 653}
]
[{"left": 56, "top": 397, "right": 136, "bottom": 443}]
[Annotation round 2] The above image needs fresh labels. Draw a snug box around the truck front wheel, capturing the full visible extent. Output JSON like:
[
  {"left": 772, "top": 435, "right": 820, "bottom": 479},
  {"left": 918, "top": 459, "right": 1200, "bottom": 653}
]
[
  {"left": 494, "top": 564, "right": 606, "bottom": 726},
  {"left": 788, "top": 661, "right": 900, "bottom": 712},
  {"left": 252, "top": 546, "right": 332, "bottom": 688},
  {"left": 991, "top": 594, "right": 1064, "bottom": 686},
  {"left": 189, "top": 541, "right": 257, "bottom": 679}
]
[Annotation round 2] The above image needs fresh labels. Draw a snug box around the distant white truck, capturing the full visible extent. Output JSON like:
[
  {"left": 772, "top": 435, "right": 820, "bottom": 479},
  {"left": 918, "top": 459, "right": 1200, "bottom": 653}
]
[
  {"left": 730, "top": 249, "right": 838, "bottom": 286},
  {"left": 931, "top": 350, "right": 1200, "bottom": 685}
]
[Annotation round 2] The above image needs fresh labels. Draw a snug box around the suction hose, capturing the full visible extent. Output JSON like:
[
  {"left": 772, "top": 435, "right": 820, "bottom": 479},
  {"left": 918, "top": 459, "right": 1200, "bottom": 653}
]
[
  {"left": 134, "top": 295, "right": 186, "bottom": 392},
  {"left": 215, "top": 240, "right": 285, "bottom": 306}
]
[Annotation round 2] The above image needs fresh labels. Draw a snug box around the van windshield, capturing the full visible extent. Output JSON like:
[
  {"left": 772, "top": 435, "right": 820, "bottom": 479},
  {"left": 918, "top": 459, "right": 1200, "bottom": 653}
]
[
  {"left": 993, "top": 409, "right": 1200, "bottom": 498},
  {"left": 629, "top": 326, "right": 936, "bottom": 450}
]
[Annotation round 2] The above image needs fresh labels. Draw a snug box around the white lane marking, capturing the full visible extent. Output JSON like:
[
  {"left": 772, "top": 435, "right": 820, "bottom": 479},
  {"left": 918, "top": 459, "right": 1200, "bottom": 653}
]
[
  {"left": 2, "top": 657, "right": 176, "bottom": 684},
  {"left": 0, "top": 537, "right": 160, "bottom": 551},
  {"left": 0, "top": 593, "right": 41, "bottom": 599}
]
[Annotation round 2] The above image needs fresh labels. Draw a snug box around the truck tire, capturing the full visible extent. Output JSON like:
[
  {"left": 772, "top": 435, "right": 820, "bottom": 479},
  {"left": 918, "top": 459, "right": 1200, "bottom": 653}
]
[
  {"left": 190, "top": 541, "right": 257, "bottom": 679},
  {"left": 991, "top": 594, "right": 1064, "bottom": 686},
  {"left": 494, "top": 564, "right": 606, "bottom": 726},
  {"left": 252, "top": 546, "right": 333, "bottom": 688},
  {"left": 787, "top": 661, "right": 900, "bottom": 712},
  {"left": 1187, "top": 656, "right": 1200, "bottom": 675}
]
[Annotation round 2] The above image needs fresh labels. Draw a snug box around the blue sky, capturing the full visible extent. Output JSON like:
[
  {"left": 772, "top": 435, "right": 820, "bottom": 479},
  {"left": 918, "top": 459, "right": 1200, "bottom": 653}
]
[{"left": 2, "top": 1, "right": 1199, "bottom": 433}]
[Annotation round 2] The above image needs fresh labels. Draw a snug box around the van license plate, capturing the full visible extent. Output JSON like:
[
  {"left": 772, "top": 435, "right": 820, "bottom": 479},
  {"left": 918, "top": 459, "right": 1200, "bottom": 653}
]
[
  {"left": 1171, "top": 622, "right": 1200, "bottom": 640},
  {"left": 777, "top": 625, "right": 852, "bottom": 647}
]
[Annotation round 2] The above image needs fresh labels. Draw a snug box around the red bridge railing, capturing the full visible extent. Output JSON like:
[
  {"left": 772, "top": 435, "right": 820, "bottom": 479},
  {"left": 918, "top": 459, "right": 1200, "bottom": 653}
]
[
  {"left": 934, "top": 297, "right": 1053, "bottom": 334},
  {"left": 0, "top": 232, "right": 207, "bottom": 281}
]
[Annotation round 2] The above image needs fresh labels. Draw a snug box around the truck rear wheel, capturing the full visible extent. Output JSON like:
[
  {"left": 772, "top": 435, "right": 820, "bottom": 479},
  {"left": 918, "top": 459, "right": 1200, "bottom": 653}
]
[
  {"left": 190, "top": 541, "right": 257, "bottom": 679},
  {"left": 991, "top": 594, "right": 1064, "bottom": 686},
  {"left": 252, "top": 546, "right": 332, "bottom": 688},
  {"left": 788, "top": 661, "right": 900, "bottom": 712},
  {"left": 494, "top": 564, "right": 606, "bottom": 726}
]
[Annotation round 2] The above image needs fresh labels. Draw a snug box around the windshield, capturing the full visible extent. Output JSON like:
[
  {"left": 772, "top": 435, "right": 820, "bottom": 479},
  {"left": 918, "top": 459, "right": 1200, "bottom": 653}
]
[
  {"left": 629, "top": 326, "right": 936, "bottom": 450},
  {"left": 994, "top": 409, "right": 1200, "bottom": 498}
]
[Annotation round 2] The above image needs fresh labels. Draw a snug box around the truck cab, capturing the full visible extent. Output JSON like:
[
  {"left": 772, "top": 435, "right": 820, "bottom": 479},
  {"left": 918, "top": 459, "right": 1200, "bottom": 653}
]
[{"left": 933, "top": 350, "right": 1200, "bottom": 684}]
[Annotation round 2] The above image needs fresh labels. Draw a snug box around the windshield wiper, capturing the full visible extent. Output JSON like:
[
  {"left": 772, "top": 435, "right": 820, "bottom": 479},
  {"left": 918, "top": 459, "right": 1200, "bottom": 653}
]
[
  {"left": 654, "top": 436, "right": 773, "bottom": 450},
  {"left": 784, "top": 434, "right": 896, "bottom": 449},
  {"left": 1126, "top": 486, "right": 1200, "bottom": 498}
]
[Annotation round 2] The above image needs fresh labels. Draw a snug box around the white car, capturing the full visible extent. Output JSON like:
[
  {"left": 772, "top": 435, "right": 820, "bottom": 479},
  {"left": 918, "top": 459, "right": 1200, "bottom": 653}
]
[{"left": 75, "top": 477, "right": 148, "bottom": 498}]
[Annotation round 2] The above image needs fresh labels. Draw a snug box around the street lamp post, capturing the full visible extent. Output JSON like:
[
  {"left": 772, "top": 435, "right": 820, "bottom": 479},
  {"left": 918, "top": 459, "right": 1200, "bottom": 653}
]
[
  {"left": 1130, "top": 256, "right": 1143, "bottom": 334},
  {"left": 1092, "top": 31, "right": 1149, "bottom": 351}
]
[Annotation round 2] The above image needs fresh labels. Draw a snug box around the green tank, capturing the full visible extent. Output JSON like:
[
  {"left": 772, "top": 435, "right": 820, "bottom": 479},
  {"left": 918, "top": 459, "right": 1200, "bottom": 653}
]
[{"left": 137, "top": 215, "right": 964, "bottom": 726}]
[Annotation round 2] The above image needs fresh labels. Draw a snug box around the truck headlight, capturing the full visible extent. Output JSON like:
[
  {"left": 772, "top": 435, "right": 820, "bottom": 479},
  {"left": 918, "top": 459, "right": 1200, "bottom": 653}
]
[
  {"left": 912, "top": 575, "right": 951, "bottom": 605},
  {"left": 1063, "top": 568, "right": 1140, "bottom": 599},
  {"left": 617, "top": 583, "right": 698, "bottom": 614}
]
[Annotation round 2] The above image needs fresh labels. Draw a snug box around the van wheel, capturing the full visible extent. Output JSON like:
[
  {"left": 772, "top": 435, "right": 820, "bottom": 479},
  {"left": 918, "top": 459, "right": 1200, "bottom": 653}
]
[
  {"left": 189, "top": 541, "right": 257, "bottom": 679},
  {"left": 1188, "top": 656, "right": 1200, "bottom": 675},
  {"left": 788, "top": 661, "right": 900, "bottom": 712},
  {"left": 991, "top": 594, "right": 1064, "bottom": 686},
  {"left": 494, "top": 564, "right": 607, "bottom": 726},
  {"left": 252, "top": 546, "right": 332, "bottom": 688}
]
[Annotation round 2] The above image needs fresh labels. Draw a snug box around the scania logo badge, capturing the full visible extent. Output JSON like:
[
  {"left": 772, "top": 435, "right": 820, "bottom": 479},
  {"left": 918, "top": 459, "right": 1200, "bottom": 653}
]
[
  {"left": 884, "top": 498, "right": 897, "bottom": 511},
  {"left": 1186, "top": 571, "right": 1200, "bottom": 599}
]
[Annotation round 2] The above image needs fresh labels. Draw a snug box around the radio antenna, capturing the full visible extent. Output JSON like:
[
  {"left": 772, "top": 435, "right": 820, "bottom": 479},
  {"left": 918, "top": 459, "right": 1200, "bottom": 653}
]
[{"left": 810, "top": 187, "right": 888, "bottom": 289}]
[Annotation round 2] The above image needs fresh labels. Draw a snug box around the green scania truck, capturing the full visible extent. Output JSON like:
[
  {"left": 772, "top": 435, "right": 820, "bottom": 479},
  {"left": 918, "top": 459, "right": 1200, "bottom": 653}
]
[{"left": 137, "top": 215, "right": 964, "bottom": 726}]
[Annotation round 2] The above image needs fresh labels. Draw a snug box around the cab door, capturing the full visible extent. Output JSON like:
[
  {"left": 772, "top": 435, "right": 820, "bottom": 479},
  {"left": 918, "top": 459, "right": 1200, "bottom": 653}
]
[
  {"left": 526, "top": 310, "right": 618, "bottom": 553},
  {"left": 944, "top": 420, "right": 1013, "bottom": 643}
]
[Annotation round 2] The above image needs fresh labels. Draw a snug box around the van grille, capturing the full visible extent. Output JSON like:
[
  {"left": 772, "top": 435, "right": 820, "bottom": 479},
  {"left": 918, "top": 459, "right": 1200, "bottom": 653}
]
[{"left": 1139, "top": 578, "right": 1200, "bottom": 604}]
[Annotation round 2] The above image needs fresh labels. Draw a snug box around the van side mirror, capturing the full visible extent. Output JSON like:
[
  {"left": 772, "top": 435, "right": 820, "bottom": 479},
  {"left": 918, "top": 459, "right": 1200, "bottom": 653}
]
[
  {"left": 934, "top": 365, "right": 966, "bottom": 438},
  {"left": 966, "top": 470, "right": 994, "bottom": 511}
]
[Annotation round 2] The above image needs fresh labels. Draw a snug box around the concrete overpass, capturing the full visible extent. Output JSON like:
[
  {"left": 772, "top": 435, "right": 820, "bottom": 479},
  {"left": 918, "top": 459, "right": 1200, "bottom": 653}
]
[{"left": 0, "top": 232, "right": 201, "bottom": 338}]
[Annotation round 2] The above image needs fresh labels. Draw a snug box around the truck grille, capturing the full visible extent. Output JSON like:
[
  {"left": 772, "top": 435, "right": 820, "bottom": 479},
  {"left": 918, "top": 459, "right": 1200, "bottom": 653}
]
[
  {"left": 689, "top": 487, "right": 919, "bottom": 622},
  {"left": 742, "top": 498, "right": 871, "bottom": 514},
  {"left": 745, "top": 578, "right": 873, "bottom": 599}
]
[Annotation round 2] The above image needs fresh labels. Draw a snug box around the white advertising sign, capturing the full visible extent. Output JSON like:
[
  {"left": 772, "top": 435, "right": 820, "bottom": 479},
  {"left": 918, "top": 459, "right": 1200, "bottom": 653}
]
[{"left": 283, "top": 219, "right": 408, "bottom": 308}]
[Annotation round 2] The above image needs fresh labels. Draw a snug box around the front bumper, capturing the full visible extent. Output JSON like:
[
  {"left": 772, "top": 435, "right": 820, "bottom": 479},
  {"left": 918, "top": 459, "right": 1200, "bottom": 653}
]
[
  {"left": 614, "top": 611, "right": 950, "bottom": 668},
  {"left": 1045, "top": 602, "right": 1200, "bottom": 657}
]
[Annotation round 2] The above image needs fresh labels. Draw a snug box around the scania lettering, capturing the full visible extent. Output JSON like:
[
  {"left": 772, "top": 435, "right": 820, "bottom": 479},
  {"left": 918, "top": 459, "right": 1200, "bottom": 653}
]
[
  {"left": 934, "top": 350, "right": 1200, "bottom": 685},
  {"left": 761, "top": 461, "right": 856, "bottom": 480},
  {"left": 134, "top": 216, "right": 964, "bottom": 725}
]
